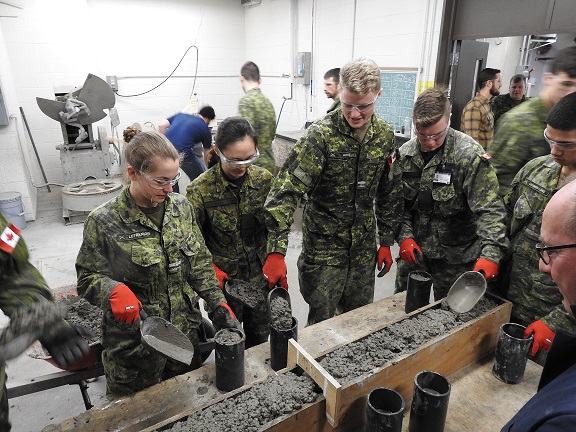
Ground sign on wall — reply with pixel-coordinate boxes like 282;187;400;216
375;69;418;133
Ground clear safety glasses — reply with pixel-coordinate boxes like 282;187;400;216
139;169;181;189
218;147;260;168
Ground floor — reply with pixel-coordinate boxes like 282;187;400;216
4;186;398;432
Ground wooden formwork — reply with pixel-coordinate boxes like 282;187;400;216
146;293;511;432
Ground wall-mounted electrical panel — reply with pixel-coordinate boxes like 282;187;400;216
295;52;311;85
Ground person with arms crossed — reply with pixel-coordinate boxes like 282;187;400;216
461;67;502;149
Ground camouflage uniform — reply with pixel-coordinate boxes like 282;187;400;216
461;94;494;149
396;129;509;299
503;155;576;334
327;98;341;113
489;97;550;196
238;88;276;173
0;214;54;431
187;164;273;347
76;187;225;398
264;109;402;325
490;93;527;126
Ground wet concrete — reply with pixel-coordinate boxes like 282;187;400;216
164;372;320;432
319;298;498;383
270;297;292;331
215;328;243;345
226;279;266;309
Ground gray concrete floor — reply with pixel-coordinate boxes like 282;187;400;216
5;186;398;432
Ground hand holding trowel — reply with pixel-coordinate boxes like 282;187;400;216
110;284;194;365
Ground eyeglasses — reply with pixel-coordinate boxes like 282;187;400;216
415;125;450;140
543;128;576;150
553;75;576;89
218;147;260;168
139;169;181;189
340;96;378;113
535;242;576;265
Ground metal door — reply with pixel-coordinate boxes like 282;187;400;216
449;40;489;130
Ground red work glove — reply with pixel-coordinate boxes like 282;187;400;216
262;252;288;290
212;302;242;332
109;283;142;323
399;238;423;263
524;320;555;356
473;258;499;279
376;246;393;277
212;263;229;290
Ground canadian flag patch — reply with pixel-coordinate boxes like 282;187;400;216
481;153;492;160
388;152;397;165
0;224;21;254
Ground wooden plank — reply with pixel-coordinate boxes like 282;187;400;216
42;293;408;432
288;339;341;426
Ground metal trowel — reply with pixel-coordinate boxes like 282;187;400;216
224;279;267;309
139;310;194;365
446;271;487;313
267;286;292;317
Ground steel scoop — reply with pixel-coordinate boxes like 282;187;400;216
446;271;487;313
140;310;194;365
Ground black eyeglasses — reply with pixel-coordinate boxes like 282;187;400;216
535;242;576;265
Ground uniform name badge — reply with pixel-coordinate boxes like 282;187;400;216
433;171;451;184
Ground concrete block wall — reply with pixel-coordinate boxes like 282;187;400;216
0;0;443;220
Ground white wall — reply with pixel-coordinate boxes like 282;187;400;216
0;0;444;220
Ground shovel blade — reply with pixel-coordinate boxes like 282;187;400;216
446;271;487;313
140;315;194;365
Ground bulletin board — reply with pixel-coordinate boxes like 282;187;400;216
375;69;418;132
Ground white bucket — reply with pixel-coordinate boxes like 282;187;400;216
0;191;26;230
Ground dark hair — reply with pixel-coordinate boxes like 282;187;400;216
240;61;260;82
550;46;576;78
510;74;527;85
123;131;178;177
324;68;340;82
546;92;576;131
123;125;141;143
215;116;258;152
413;85;452;129
198;105;216;120
477;68;501;90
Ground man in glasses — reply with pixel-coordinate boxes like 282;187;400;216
490;46;576;196
500;92;576;365
501;178;576;432
395;86;508;301
263;58;402;326
461;67;502;149
323;68;341;113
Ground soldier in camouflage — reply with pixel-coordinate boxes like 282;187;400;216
0;214;90;430
238;61;277;174
187;117;273;348
76;130;239;399
396;86;509;300
503;92;576;364
263;58;402;326
489;46;576;196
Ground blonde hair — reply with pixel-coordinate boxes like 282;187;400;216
123;131;178;178
340;58;381;95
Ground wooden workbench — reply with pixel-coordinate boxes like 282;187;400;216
42;293;540;432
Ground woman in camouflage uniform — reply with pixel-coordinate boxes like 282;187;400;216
187;117;273;348
76;130;238;398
